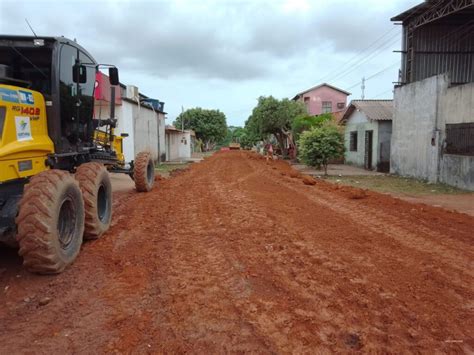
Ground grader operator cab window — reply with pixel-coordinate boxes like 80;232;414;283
0;46;52;94
59;44;96;144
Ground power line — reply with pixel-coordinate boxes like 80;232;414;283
328;35;401;84
314;26;399;84
373;88;394;99
344;61;399;91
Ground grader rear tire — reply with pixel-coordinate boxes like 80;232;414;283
134;152;155;192
16;170;85;274
75;162;112;240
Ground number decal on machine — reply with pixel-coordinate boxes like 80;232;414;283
18;90;35;105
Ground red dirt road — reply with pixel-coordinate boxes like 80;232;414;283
0;151;473;353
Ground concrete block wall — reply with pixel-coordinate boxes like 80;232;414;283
391;74;474;190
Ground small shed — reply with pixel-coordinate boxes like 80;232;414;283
165;126;195;161
341;100;393;172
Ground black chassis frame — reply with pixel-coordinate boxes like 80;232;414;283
0;179;24;244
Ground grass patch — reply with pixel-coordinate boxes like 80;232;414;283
325;175;470;195
155;163;189;176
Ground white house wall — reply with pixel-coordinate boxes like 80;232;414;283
391;74;474;190
438;80;474;190
94;100;165;164
133;104;158;162
158;117;166;162
94;102;135;163
391;75;441;182
166;131;192;161
118;102;136;163
344;110;379;169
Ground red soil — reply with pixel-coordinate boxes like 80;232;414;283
0;151;473;353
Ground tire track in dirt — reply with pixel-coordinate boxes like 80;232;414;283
245;155;473;275
210;152;474;352
0;151;473;353
283;176;473;278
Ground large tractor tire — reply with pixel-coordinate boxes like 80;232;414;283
75;162;112;239
16;170;85;274
134;152;155;192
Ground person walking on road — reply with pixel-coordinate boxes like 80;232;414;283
266;143;273;162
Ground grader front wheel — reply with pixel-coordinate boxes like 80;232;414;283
75;162;112;240
134;152;155;192
16;170;85;274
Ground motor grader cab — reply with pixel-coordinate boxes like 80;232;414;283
0;35;155;274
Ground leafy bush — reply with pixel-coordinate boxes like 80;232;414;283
298;123;344;175
291;113;333;141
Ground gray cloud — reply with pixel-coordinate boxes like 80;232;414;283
0;0;419;125
0;0;416;81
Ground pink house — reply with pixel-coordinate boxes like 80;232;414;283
292;83;350;116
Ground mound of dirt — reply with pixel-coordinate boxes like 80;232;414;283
347;189;368;199
288;171;301;178
301;175;317;186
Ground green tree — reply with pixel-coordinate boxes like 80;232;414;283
174;108;227;150
292;113;333;142
298;122;344;175
246;96;306;156
220;126;249;148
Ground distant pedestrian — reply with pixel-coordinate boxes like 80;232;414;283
266;143;273;162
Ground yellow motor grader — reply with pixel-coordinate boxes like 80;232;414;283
0;35;155;273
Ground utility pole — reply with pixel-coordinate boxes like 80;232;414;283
361;77;366;100
181;105;184;132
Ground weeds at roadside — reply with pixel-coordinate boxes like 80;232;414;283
325;175;470;196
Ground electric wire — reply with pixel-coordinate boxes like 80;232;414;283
313;26;399;84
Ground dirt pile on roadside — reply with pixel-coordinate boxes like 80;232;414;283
301;175;317;185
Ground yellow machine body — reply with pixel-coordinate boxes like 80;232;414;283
93;129;125;166
0;84;54;183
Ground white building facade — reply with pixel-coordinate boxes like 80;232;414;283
94;81;166;164
391;74;474;191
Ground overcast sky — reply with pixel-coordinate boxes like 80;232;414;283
0;0;419;126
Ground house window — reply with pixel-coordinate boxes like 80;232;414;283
445;123;474;155
350;131;358;151
304;97;310;103
322;101;332;113
337;102;345;110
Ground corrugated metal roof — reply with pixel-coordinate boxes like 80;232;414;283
392;1;430;22
341;100;393;123
391;1;474;85
165;125;195;135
